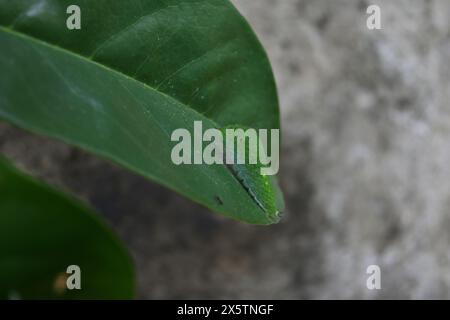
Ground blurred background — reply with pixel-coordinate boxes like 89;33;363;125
2;0;450;299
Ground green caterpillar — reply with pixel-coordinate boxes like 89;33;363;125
221;126;284;223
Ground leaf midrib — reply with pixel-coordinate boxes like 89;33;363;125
0;25;223;130
0;24;272;220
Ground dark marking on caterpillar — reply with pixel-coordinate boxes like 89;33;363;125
215;195;224;206
226;164;267;213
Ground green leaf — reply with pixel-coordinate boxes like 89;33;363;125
0;0;283;224
0;157;135;299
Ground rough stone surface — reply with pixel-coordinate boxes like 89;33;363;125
2;0;450;299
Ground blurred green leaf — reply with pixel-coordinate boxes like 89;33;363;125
0;157;135;299
0;0;283;224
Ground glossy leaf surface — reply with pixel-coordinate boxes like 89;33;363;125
0;0;283;224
